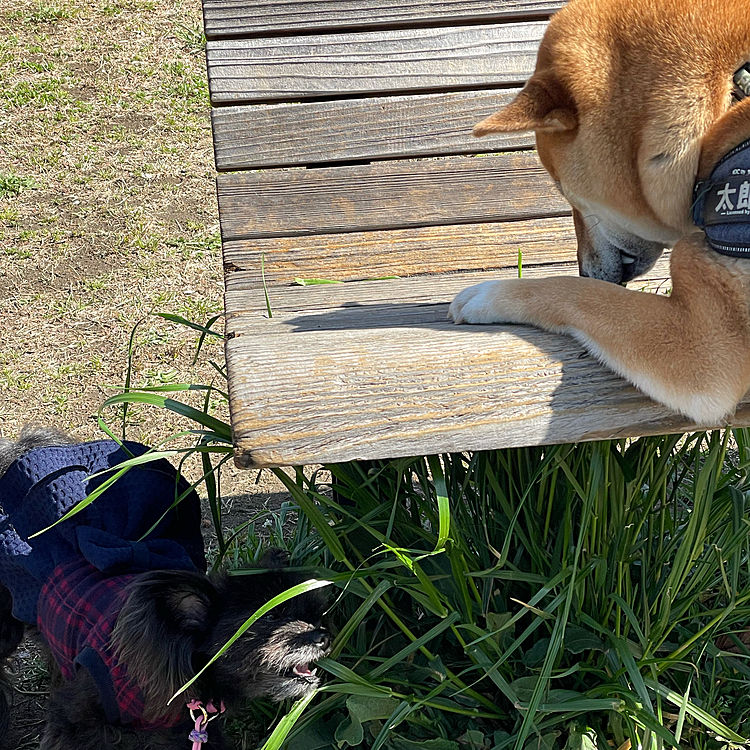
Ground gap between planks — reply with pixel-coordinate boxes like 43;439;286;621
203;0;565;39
223;256;674;334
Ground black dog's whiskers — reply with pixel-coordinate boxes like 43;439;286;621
0;426;330;750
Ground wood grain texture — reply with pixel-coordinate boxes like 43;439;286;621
225;322;750;467
223;258;673;332
211;90;532;170
217;152;569;241
222;217;577;287
203;0;565;39
199;0;724;467
220;258;724;469
221;259;720;469
206;22;547;104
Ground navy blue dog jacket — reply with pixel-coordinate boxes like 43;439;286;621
0;440;206;728
0;440;206;624
0;440;206;623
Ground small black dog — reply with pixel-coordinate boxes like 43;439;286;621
0;427;330;750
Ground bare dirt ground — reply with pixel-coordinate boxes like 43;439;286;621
1;0;220;440
0;0;290;745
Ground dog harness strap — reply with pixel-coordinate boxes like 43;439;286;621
693;137;750;257
75;646;122;724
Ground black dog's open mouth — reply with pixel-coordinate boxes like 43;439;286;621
260;628;330;699
258;645;329;700
290;662;318;680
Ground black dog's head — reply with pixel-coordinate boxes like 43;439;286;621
112;550;330;721
209;553;331;702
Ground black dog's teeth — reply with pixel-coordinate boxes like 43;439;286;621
292;662;316;678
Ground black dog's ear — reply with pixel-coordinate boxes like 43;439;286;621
112;570;217;720
259;547;290;569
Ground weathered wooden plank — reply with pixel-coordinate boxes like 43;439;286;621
222;217;575;287
217;152;568;241
203;0;565;40
223;255;736;469
206;22;547;104
225;321;750;467
223;257;672;333
212;90;531;170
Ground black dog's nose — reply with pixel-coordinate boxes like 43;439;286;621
312;631;331;651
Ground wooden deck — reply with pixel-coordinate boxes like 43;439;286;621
203;0;750;468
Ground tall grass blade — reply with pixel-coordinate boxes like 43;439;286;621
427;455;451;551
259;690;318;750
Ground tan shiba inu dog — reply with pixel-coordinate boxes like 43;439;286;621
449;0;750;424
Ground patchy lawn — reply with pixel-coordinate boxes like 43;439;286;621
0;2;289;746
0;0;223;442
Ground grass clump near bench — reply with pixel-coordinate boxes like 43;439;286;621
266;436;750;750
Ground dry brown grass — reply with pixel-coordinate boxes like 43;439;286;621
0;4;291;742
0;0;289;528
0;0;222;439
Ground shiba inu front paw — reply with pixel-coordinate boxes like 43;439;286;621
448;280;519;325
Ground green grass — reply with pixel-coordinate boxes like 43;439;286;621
94;315;750;750
161;59;209;107
19;59;55;72
0;206;20;226
2;79;69;108
165;229;222;260
0;173;38;197
173;21;206;54
270;438;750;750
0;367;33;390
26;4;72;23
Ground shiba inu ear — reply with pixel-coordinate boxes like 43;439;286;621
474;75;577;135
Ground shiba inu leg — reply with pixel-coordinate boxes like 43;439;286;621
449;239;750;423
